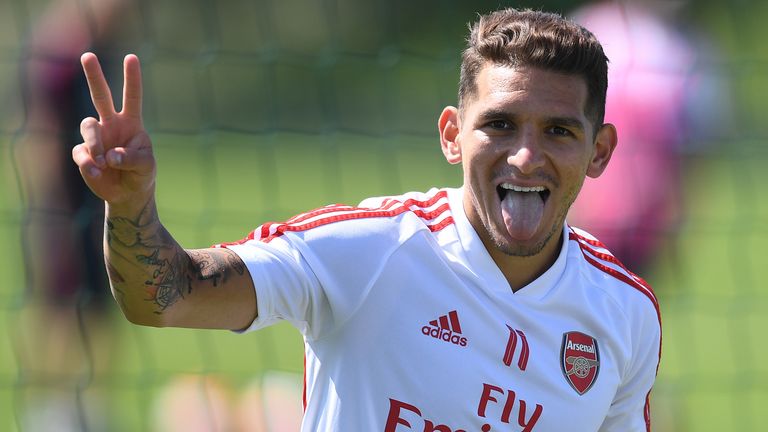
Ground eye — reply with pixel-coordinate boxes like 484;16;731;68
485;119;514;130
548;125;575;137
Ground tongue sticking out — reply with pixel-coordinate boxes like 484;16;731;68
501;191;545;240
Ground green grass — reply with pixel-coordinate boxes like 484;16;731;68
649;152;768;431
1;131;767;430
0;130;459;430
2;0;765;429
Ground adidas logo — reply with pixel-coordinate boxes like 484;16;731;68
421;310;468;347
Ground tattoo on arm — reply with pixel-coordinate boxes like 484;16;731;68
226;252;246;276
105;199;247;315
188;249;246;286
189;250;226;286
137;248;192;312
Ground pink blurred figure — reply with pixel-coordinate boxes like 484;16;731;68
569;2;695;270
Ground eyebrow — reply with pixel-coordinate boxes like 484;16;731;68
547;116;586;133
476;109;586;133
476;109;513;123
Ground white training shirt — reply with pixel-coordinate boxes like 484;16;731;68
220;187;661;432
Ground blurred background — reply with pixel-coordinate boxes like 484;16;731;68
0;0;765;430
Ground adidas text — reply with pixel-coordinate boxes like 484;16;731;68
421;326;468;347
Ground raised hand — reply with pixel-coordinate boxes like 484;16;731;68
72;53;155;207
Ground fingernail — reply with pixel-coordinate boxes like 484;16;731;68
89;167;101;177
95;155;106;167
108;152;122;166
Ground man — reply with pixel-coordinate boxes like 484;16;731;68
72;8;661;431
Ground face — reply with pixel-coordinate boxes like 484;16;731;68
440;64;616;260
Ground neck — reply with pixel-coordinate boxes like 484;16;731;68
484;231;563;292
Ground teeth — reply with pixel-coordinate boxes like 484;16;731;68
500;183;546;193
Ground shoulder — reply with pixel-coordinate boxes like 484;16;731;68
218;188;456;249
567;226;662;379
567;226;660;326
263;188;454;244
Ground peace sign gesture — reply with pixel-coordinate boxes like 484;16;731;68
72;53;156;208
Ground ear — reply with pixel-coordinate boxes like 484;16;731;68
438;106;462;165
586;123;618;178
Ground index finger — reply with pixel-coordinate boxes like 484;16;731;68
81;52;116;121
121;54;143;120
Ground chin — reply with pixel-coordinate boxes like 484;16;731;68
489;221;561;258
493;236;549;258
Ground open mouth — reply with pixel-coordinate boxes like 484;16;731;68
497;183;550;202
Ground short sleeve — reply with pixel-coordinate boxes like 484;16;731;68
223;213;413;340
218;192;439;340
226;236;326;337
599;300;662;432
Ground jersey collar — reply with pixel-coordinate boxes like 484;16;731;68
447;187;569;300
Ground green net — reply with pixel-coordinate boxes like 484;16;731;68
1;0;766;430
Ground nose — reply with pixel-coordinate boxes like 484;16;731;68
506;132;545;174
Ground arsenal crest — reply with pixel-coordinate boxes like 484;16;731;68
561;331;600;395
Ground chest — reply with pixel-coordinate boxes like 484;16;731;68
320;243;629;431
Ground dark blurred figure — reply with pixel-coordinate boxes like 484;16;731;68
16;0;129;430
17;2;304;430
22;0;122;308
568;0;730;272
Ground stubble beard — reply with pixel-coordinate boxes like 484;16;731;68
486;183;580;258
489;223;555;257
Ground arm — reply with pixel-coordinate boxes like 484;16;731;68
599;304;661;432
72;53;256;330
105;196;256;329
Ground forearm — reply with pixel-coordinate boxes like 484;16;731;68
73;52;258;328
103;196;256;329
103;196;190;326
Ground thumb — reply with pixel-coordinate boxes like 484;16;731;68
105;134;155;174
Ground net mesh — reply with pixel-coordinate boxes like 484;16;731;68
1;0;766;430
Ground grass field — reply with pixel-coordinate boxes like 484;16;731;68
0;130;462;431
2;0;767;429
1;130;767;431
650;148;768;432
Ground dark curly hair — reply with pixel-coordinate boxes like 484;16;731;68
459;8;609;129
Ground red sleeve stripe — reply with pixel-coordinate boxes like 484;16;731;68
644;390;652;432
569;228;662;432
261;203;452;243
567;229;661;347
575;236;652;292
579;249;660;318
303;354;307;412
568;231;654;296
213;229;257;249
571;233;610;250
284;206;352;225
274;191;449;233
215;190;453;247
261;206;353;239
428;216;455;233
